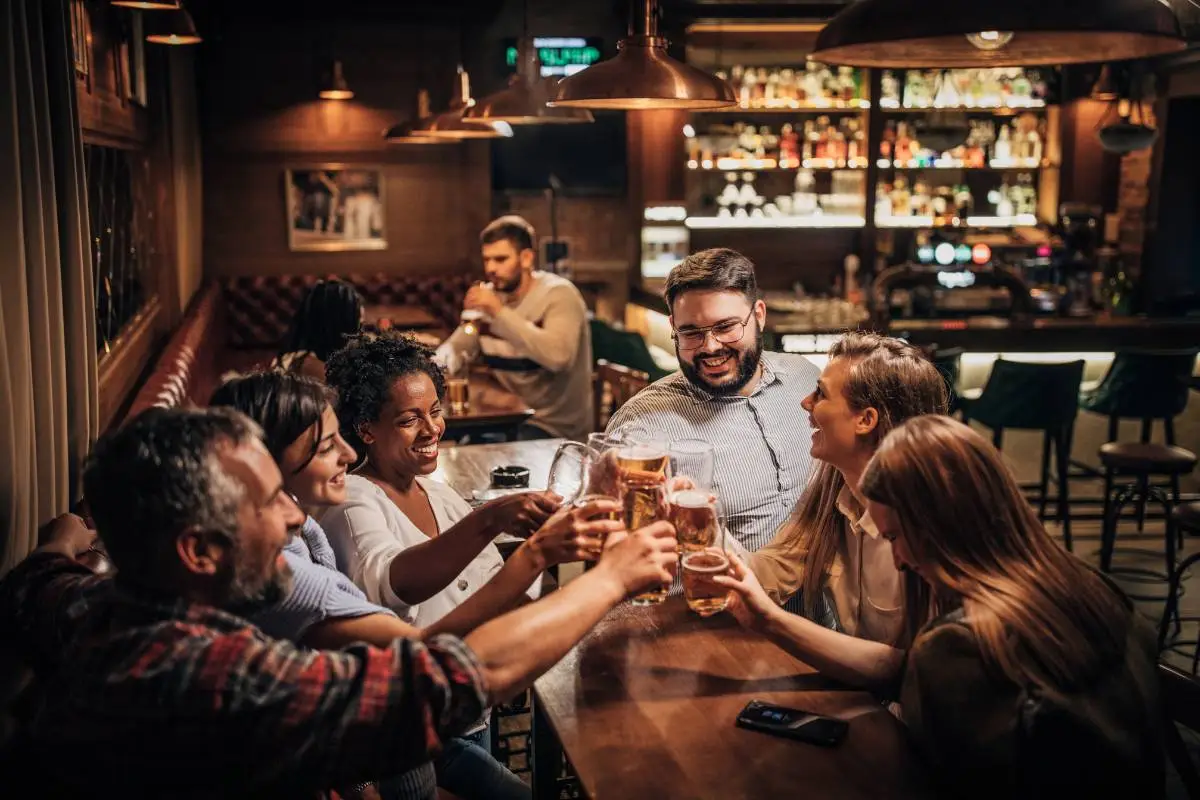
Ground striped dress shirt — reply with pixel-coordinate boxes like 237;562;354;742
606;352;821;553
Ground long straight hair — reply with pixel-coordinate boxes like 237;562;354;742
861;416;1130;691
777;333;949;645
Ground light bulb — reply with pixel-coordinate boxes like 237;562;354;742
682;124;696;138
966;31;1014;51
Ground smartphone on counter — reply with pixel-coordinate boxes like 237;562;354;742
735;700;849;747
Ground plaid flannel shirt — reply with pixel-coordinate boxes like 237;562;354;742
0;552;487;798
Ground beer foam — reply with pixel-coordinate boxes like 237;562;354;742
673;490;710;508
682;551;729;573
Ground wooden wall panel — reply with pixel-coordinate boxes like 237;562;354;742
198;20;491;279
76;3;148;146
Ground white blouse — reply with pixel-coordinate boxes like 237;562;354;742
319;474;541;628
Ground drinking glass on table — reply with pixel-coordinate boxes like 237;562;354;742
444;356;472;416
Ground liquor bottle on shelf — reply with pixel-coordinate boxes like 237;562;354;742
996;177;1015;218
890;175;913;217
779;124;800;167
993;124;1012;163
881;70;901;107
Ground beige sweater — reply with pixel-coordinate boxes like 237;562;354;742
438;272;593;441
749;486;906;645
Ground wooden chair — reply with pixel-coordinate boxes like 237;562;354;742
593;359;650;432
1162;662;1200;797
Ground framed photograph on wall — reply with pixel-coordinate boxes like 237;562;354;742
70;0;91;78
286;166;387;252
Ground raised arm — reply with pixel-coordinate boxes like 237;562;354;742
464;521;677;702
488;287;586;373
715;553;905;690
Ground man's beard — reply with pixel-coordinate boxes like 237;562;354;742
223;544;293;617
678;324;764;396
487;273;522;294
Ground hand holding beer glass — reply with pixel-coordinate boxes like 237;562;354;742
666;440;732;615
616;436;672;605
548;434;628;556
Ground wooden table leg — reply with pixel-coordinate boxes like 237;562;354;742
531;693;563;800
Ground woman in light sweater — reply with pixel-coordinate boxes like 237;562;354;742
321;332;621;800
735;332;948;688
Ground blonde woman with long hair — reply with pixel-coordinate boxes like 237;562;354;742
720;416;1162;795
720;332;947;688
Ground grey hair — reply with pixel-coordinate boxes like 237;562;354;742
83;406;264;578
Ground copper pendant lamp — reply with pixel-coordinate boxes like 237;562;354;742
467;37;595;125
384;91;458;145
418;66;513;140
318;61;354;101
812;0;1185;68
549;0;735;110
144;7;202;45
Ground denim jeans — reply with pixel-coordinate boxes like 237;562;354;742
435;728;531;800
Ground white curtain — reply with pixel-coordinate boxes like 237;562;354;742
0;0;98;573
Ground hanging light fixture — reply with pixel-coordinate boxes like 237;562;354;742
467;37;595;125
384;91;458;145
549;0;735;110
1097;67;1159;153
318;60;354;101
145;7;201;45
1091;64;1120;100
418;65;513;140
112;1;180;8
812;0;1185;68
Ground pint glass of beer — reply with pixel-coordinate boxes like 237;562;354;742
681;549;732;615
668;489;720;551
446;377;470;416
572;493;623;557
617;440;671;605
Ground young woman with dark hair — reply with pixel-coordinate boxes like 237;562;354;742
274;279;365;382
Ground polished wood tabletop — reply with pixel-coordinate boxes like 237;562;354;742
443;374;536;441
433;439;565;499
532;598;930;800
362;304;442;330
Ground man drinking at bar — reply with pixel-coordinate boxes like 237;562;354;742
606;249;821;555
437;215;593;441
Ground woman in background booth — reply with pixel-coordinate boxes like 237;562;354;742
275;279;364;382
718;416;1162;797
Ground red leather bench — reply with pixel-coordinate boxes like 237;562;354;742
122;274;473;423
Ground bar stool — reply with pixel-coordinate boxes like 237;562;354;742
1098;443;1197;599
960;359;1085;550
1080;348;1198;527
1158;503;1200;672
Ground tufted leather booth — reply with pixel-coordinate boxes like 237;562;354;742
124;282;228;421
121;274;474;424
222;273;473;349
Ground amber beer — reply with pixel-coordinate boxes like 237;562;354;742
615;443;671;605
446;377;470;415
669;490;718;551
682;550;731;615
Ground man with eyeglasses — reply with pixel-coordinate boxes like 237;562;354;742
606;248;820;554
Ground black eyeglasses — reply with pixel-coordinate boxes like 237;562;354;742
671;309;756;351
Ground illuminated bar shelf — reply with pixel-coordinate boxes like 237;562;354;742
876;159;1049;171
696;100;872;113
878;99;1047;111
685;215;866;230
689;158;869;171
876;214;1039;229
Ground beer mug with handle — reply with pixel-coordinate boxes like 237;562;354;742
547;433;627;505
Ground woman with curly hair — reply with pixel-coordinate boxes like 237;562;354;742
321;331;621;800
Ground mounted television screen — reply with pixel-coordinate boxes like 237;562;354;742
491;110;627;195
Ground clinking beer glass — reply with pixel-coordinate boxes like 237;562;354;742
616;440;672;605
665;439;731;614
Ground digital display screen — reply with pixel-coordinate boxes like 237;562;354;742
503;37;603;77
